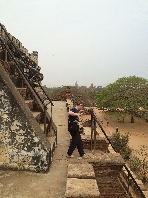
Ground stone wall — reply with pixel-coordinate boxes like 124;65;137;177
0;64;51;172
89;154;129;198
81;135;109;153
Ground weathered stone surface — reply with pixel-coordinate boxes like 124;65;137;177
81;127;110;152
67;163;95;179
65;178;100;198
0;64;51;172
138;184;147;191
16;88;26;99
142;190;148;197
135;179;143;185
89;153;125;166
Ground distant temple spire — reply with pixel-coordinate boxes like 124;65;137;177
75;81;78;87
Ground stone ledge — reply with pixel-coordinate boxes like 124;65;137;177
65;178;100;198
142;190;148;197
139;184;147;191
67;164;95;179
80;136;109;152
88;153;125;166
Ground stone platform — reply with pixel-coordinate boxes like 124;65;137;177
65;163;100;198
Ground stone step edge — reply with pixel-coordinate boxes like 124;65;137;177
65;178;100;198
65;163;100;198
67;163;95;179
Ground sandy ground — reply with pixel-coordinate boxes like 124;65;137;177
82;109;148;160
93;109;148;160
82;108;148;188
83;109;148;182
82;109;148;157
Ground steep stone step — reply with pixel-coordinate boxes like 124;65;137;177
65;178;100;198
142;191;148;197
67;163;95;179
39;123;57;151
25;100;34;110
16;88;26;99
32;111;41;123
39;123;48;132
47;135;57;151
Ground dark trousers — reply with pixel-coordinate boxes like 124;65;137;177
67;130;85;157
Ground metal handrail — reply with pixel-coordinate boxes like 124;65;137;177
0;23;53;107
90;109;146;198
0;23;55;137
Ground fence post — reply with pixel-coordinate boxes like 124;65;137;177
90;112;93;151
44;105;47;136
93;117;97;155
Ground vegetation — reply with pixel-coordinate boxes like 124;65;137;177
104;110;128;123
44;86;67;99
43;80;148;185
112;132;148;183
96;76;148;123
129;145;148;183
111;132;148;184
111;132;132;160
44;86;104;107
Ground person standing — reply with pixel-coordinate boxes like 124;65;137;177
67;102;88;159
116;126;118;132
107;121;109;126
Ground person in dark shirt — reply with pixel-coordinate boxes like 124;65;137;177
67;102;88;159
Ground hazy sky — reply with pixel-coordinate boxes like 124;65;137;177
1;0;148;87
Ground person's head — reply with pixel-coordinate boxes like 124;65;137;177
76;102;84;110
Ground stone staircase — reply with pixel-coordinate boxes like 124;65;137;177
0;23;57;172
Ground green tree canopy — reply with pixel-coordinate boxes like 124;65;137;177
96;76;148;123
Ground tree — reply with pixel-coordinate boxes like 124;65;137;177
96;76;148;123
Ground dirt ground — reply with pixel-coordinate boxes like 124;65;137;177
80;107;148;162
92;109;148;159
90;109;148;188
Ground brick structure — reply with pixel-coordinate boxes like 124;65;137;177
65;164;100;198
66;99;148;197
0;24;57;172
0;64;51;172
